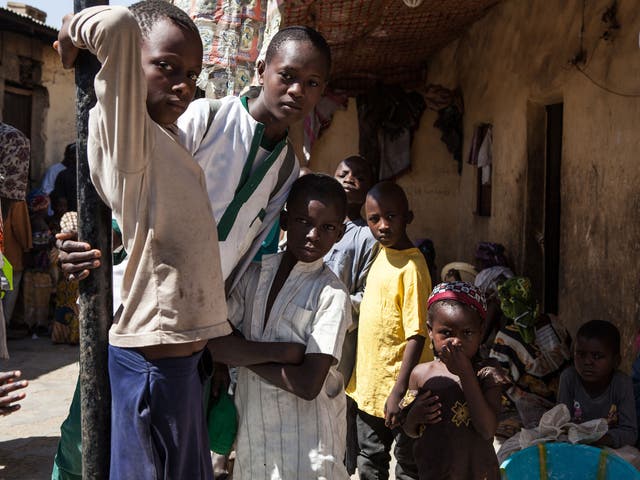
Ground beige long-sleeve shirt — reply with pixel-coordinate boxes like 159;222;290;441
69;6;229;347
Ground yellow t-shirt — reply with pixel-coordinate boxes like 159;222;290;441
346;246;433;418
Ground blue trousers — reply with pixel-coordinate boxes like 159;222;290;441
108;345;213;480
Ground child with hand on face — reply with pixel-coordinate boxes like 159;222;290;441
403;282;508;480
558;320;637;448
346;181;432;479
208;174;352;479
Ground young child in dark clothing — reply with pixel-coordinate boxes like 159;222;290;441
558;320;637;448
403;281;508;480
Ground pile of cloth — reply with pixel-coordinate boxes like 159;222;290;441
498;404;640;469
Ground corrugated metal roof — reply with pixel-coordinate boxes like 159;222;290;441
0;6;58;42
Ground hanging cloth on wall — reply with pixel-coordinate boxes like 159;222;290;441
357;85;426;180
175;0;268;98
469;123;493;185
422;85;464;174
477;126;492;185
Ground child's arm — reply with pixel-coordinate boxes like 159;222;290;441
207;333;305;367
402;366;441;438
440;340;502;439
248;281;350;401
385;334;426;428
556;367;573;408
249;353;335;400
57;6;151;209
0;371;28;416
248;353;334;401
595;374;638;448
53;14;78;68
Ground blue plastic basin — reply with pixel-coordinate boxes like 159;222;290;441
500;442;640;479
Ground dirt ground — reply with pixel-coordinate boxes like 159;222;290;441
0;337;79;480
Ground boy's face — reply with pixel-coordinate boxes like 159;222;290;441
428;304;483;361
365;194;413;249
574;336;619;390
140;19;203;126
257;40;328;127
281;196;345;263
334;160;372;206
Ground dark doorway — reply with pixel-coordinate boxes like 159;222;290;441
3;85;32;138
523;102;563;314
543;103;562;314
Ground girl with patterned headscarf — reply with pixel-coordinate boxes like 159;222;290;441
489;276;571;436
401;282;509;480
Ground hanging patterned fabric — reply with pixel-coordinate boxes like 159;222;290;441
0;122;30;201
173;0;268;98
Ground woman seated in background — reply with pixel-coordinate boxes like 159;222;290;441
489;276;572;439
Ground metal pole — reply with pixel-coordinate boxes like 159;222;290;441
74;1;112;478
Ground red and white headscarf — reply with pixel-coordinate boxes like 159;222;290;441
427;281;487;320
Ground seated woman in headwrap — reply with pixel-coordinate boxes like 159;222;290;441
489;276;572;438
474;265;514;359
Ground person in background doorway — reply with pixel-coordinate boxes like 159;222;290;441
41;143;75;218
50;143;78;226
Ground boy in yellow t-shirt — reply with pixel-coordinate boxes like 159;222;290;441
346;181;432;479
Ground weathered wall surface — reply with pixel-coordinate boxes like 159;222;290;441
309;0;640;366
41;46;76;174
0;30;75;185
308;98;359;173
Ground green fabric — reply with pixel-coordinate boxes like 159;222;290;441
216;133;285;242
112;246;127;265
111;220;127;264
253;218;280;262
111;218;121;235
2;254;13;293
497;276;539;344
207;390;238;455
51;377;82;480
